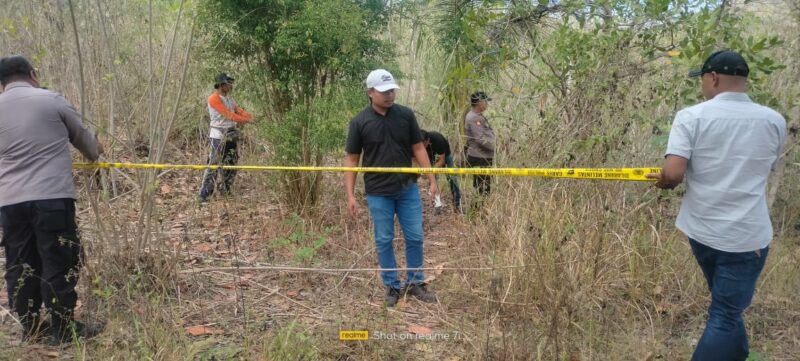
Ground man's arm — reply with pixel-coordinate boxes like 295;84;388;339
234;105;253;120
466;115;494;152
648;110;692;189
647;155;688;189
464;116;477;145
58;95;101;161
771;117;788;171
434;154;446;168
344;153;361;217
477;116;495;152
209;94;252;123
412;142;439;197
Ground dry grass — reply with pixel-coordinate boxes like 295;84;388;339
1;1;799;360
1;155;798;360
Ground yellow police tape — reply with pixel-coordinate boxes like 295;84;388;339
73;162;660;182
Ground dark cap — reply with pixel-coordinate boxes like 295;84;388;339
688;50;749;78
470;91;491;105
214;73;235;86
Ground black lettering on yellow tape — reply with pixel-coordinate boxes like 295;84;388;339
73;163;659;182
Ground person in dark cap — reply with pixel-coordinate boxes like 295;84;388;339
198;73;253;203
464;91;495;197
420;129;462;212
648;50;786;361
0;55;104;344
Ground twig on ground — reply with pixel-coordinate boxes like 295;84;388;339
180;264;528;274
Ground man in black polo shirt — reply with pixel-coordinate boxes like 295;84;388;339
344;69;440;307
421;129;462;212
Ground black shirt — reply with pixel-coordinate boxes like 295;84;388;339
424;131;451;164
346;104;422;195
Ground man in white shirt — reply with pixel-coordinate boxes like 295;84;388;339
648;50;786;361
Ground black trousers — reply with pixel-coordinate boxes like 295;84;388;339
1;198;82;329
199;137;239;199
466;156;493;195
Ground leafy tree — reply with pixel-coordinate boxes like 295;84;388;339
501;0;787;165
198;0;392;211
432;0;518;149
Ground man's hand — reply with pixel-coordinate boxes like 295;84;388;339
646;172;671;189
427;174;440;200
347;196;360;218
434;155;446;168
344;153;361;218
412;142;441;202
648;155;688;190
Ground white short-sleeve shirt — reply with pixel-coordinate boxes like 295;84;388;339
666;92;786;252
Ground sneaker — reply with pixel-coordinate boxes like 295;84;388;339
47;320;104;346
405;283;437;303
385;287;402;307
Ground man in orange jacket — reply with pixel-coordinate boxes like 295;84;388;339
198;73;252;203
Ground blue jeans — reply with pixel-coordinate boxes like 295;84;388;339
444;154;462;210
689;238;769;361
366;183;425;289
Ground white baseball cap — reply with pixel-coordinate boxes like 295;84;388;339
365;69;399;92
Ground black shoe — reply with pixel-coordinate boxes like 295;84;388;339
47;320;104;346
405;283;437;303
385;287;402;307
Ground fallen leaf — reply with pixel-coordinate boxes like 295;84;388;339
667;49;681;57
36;350;60;358
286;290;299;298
643;352;654;361
432;241;448;247
653;285;663;296
424;275;436;283
133;304;146;315
220;282;242;292
185;325;224;336
191;244;212;253
160;184;172;194
396;299;409;309
407;324;432;336
434;264;445;275
413;343;433;352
